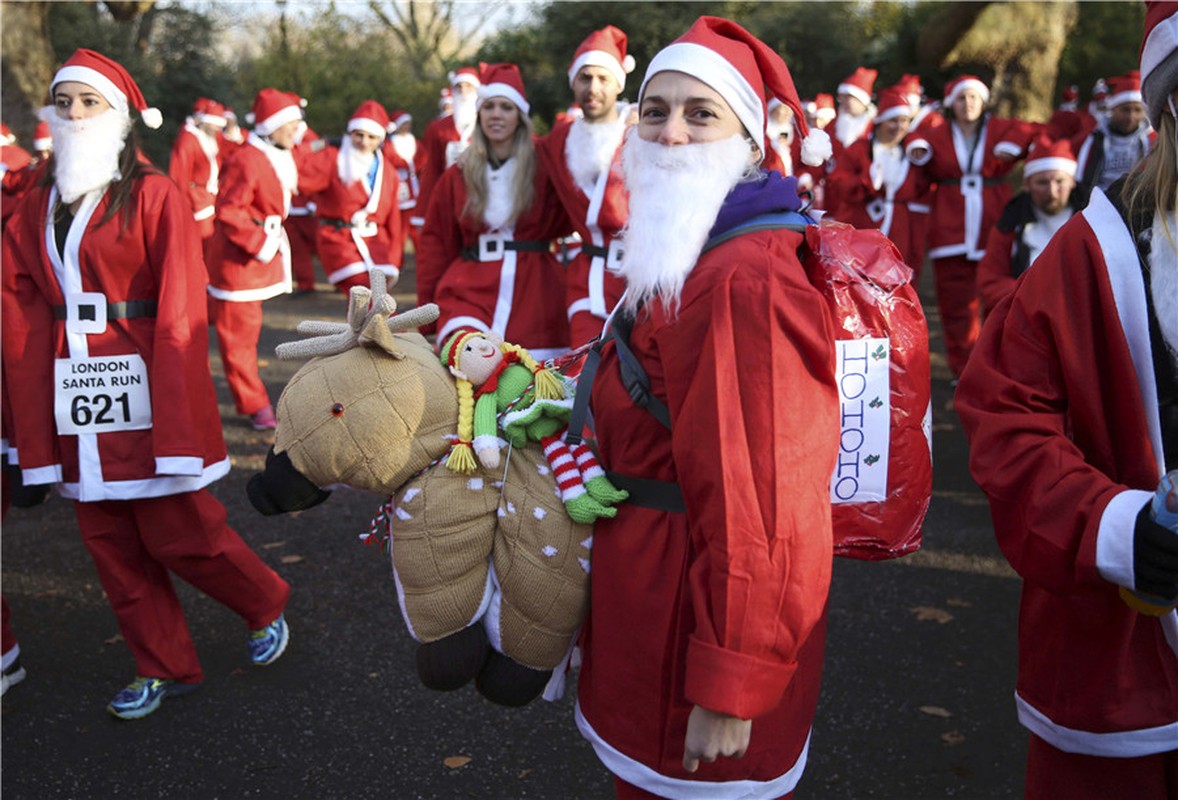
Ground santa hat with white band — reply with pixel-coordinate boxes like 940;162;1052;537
476;63;530;116
387;109;413;134
193;97;228;129
449;66;481;89
248;88;305;137
1022;136;1077;178
1104;70;1143;110
347;100;390;139
639;16;832;166
874;87;914;125
1142;2;1178;127
33;121;52;153
568;25;636;89
943;75;990;108
838;66;878;107
51;48;162;129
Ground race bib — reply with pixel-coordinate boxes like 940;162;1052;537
54;354;152;435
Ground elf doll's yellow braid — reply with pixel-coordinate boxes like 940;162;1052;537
447;377;478;473
500;342;565;401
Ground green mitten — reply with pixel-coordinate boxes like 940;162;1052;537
563;494;618;524
585;475;628;505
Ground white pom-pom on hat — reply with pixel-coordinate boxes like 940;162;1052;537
622;54;636;74
140;107;163;129
800;128;832;166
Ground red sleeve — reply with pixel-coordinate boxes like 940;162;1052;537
382;156;404;262
824;148;873;218
656;238;838;719
297;146;335;197
416;166;463;310
214;152;266;258
977;226;1017;315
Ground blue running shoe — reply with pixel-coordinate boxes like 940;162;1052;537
107;676;199;720
249;613;290;666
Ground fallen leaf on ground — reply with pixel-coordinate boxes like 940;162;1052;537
103;633;124;645
517;769;533;779
444;756;472;769
909;606;954;624
942;731;967;746
919;705;953;718
946;597;972;608
262;541;287;550
279;554;305;565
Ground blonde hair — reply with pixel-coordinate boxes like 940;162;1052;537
461;105;536;225
1122;111;1177;249
447;377;478;473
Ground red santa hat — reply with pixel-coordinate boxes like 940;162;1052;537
837;66;878;107
813;93;837;124
476;62;529;116
193;97;228;128
1142;2;1178;127
896;73;923;103
346;100;390;139
248;88;305;137
33;121;52;152
639;16;831;166
449;66;481;89
51;48;163;129
1060;85;1079;104
943;75;990;108
1092;77;1109;102
1104;70;1143;109
387;108;412;134
874;87;914;125
567;25;636;90
1022;136;1077;178
0;123;13;146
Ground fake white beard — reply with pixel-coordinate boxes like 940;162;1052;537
391;132;417;162
453;94;477;137
46;108;130;204
338;136;376;187
1151;211;1178;370
766;118;794;144
565;115;626;196
186;119;220;158
835;111;872;148
618;131;752;316
249;131;298;197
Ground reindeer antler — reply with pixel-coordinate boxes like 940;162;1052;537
275;269;440;360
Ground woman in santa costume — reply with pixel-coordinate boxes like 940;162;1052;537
577;17;837;799
205;88;302;430
826;86;927;276
298;100;403;294
535;25;634;349
906;75;1039;378
418;63;570;360
1;50;291;720
956;3;1178;796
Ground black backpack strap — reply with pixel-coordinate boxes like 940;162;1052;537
610;312;672;430
565;332;609;448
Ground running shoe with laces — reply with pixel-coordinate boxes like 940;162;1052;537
249;613;289;666
106;676;199;720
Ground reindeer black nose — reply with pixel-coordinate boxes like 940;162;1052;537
247;447;332;516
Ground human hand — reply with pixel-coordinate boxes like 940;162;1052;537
682;705;751;773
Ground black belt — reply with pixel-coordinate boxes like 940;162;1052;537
319;217;358;230
605;471;686;513
53;299;158;320
581;242;610;259
459;239;551;261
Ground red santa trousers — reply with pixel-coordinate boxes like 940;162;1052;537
285;216;319;293
1025;734;1178;800
209;296;270;415
931;254;981;378
74;490;290;684
1;596;16;659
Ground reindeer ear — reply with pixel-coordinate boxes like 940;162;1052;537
358;313;405;358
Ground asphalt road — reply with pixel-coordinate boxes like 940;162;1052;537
1;257;1025;799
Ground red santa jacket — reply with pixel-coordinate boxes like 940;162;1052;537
417;157;571;357
417;115;472;227
826;136;928;270
1;143;34;229
167;123;221;238
1;173;231;501
906;114;1039;261
578;227;838;797
956;189;1178;757
206;135;294;301
298;144;403;287
382;136;428;223
536;118;628;346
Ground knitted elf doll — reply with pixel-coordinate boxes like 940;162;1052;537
441;330;626;524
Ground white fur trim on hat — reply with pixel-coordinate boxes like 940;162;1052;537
197;113;228;129
254;104;303;137
451;70;481;88
944;78;990;108
641;41;763;141
33;136;52;151
476;83;530;116
837;82;872;107
874;104;912;125
52;64;162;129
568;51;634;90
347;117;388;138
1024;156;1077;178
1105;89;1144;108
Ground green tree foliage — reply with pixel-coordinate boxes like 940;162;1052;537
1057;1;1147;106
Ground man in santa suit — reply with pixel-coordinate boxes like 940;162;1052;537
167;97;228;247
297;100;403;293
826;87;928;280
576;16;838;800
832;66;877;150
977;136;1086;313
956;6;1178;796
536;25;635;348
2;48;290;720
417;67;480;225
1074;70;1155;194
206;88;302;430
906;75;1038;378
382;109;427;263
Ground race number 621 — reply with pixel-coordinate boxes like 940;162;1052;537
54;354;152;435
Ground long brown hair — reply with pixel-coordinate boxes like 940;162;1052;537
460;105;536;226
1121;111;1177;247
